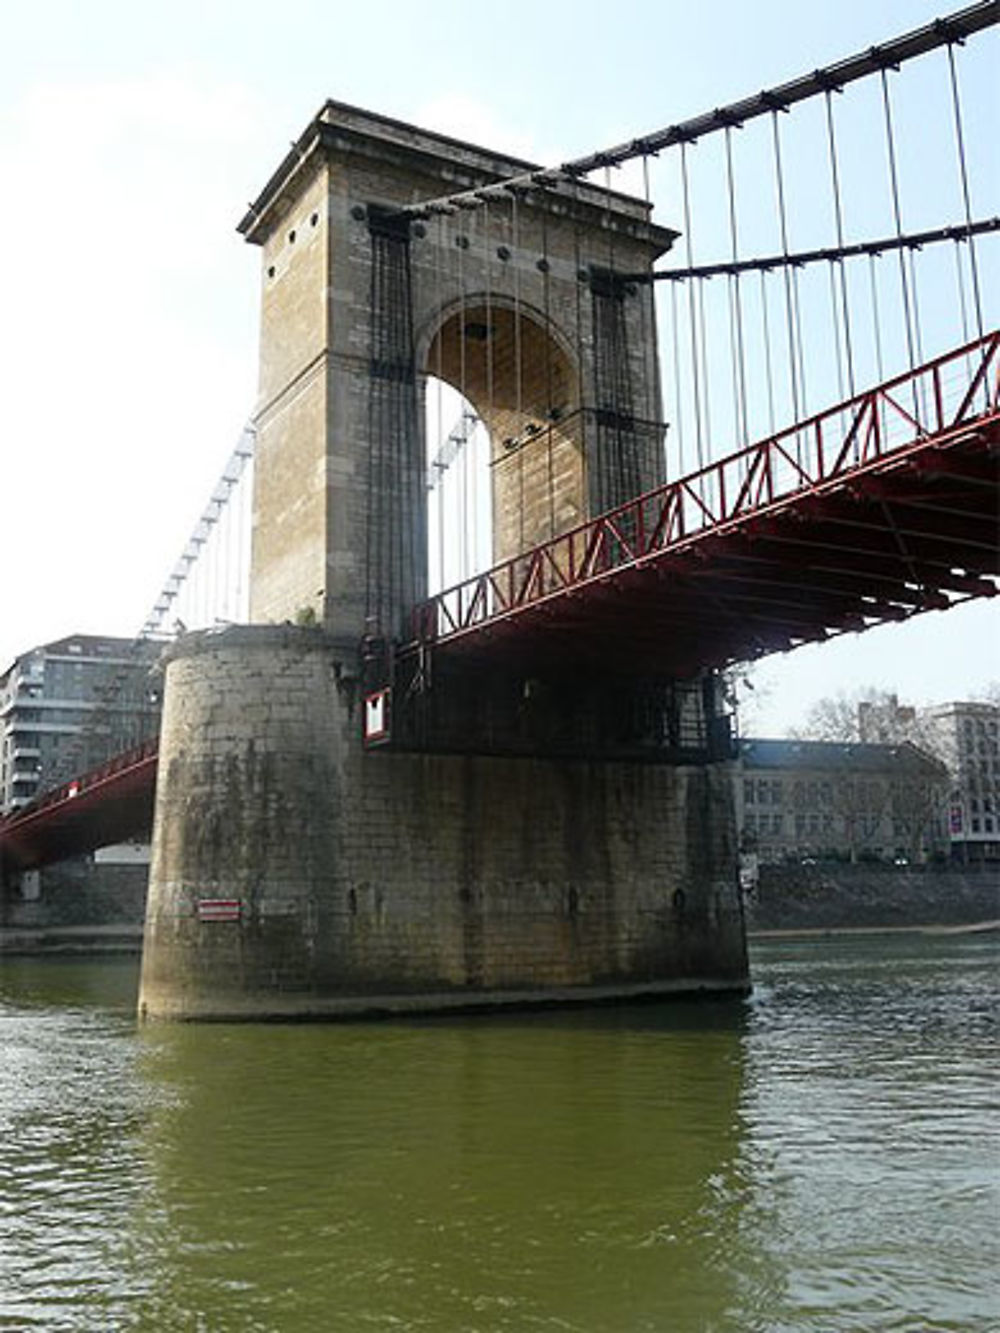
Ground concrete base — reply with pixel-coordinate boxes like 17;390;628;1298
139;627;749;1021
138;977;747;1023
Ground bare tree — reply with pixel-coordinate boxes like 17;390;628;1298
890;774;947;862
793;687;901;743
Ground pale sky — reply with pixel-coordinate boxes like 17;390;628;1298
0;0;996;735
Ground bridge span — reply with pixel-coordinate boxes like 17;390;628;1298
2;6;997;1019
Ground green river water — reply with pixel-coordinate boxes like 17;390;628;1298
1;933;997;1332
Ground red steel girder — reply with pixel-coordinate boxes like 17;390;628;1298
0;741;158;872
410;334;1000;677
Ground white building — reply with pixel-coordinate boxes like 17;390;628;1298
921;701;1000;863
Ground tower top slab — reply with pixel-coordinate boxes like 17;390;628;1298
237;99;669;249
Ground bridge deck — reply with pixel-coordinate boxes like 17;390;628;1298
4;337;999;872
0;741;158;873
411;334;1000;677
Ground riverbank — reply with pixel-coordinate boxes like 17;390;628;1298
746;863;999;934
3;865;997;956
0;924;143;956
750;917;1000;940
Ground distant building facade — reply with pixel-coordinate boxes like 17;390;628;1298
736;737;949;865
920;701;1000;862
0;634;159;814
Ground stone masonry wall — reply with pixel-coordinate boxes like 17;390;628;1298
244;107;674;642
139;627;748;1019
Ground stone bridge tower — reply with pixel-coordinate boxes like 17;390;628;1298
138;103;748;1021
239;101;675;640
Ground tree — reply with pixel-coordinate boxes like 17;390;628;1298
794;688;950;860
793;687;904;743
722;663;771;736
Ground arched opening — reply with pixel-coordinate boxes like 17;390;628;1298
424;379;491;595
423;301;584;586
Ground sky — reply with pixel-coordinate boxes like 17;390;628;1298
0;0;996;735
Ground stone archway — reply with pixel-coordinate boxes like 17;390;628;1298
425;299;584;563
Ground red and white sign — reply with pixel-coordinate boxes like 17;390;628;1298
197;898;242;923
363;688;391;744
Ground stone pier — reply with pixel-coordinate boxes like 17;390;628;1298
139;627;747;1019
138;101;749;1019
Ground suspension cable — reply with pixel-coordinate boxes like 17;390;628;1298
868;252;885;384
669;275;685;477
434;213;446;590
724;124;749;446
399;3;1000;219
907;246;925;367
759;269;777;436
827;259;845;402
639;216;999;281
679;141;705;468
511;189;525;552
459;208;471;582
696;276;713;465
541;202;556;540
953;235;971;344
639;152;661;455
946;39;986;339
880;67;917;371
824;88;856;395
770;109;803;428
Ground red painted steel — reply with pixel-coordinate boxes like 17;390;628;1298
412;333;1000;675
5;337;999;872
0;739;159;872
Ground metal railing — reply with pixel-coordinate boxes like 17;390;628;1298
413;332;1000;643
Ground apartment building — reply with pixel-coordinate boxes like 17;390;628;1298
0;634;159;813
921;701;1000;862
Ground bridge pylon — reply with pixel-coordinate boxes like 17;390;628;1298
138;104;748;1021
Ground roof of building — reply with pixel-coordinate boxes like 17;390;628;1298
1;634;151;684
923;700;999;719
740;737;948;777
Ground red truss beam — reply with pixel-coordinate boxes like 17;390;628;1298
0;740;159;872
411;333;1000;677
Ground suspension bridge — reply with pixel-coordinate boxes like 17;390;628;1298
1;3;997;1018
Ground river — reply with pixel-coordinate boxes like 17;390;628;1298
1;933;996;1332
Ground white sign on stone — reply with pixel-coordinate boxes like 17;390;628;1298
364;688;390;745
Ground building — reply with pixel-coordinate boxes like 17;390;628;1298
920;701;1000;862
736;737;949;865
858;693;917;743
0;634;159;814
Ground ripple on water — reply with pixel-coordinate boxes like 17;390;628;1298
0;939;997;1332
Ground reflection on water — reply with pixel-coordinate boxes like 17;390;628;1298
0;934;997;1332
